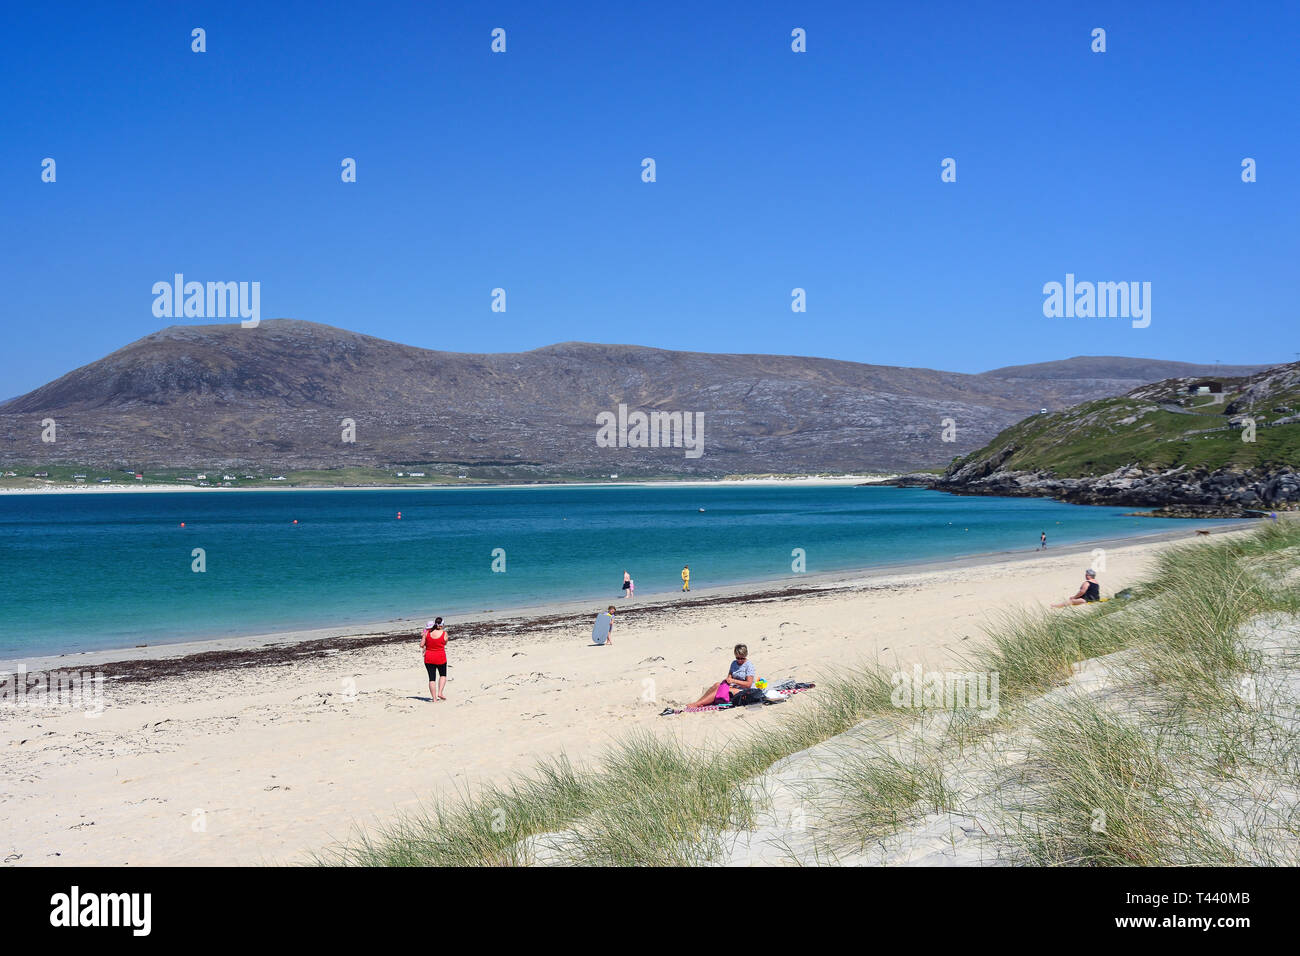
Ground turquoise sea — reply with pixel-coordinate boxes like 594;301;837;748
0;484;1239;659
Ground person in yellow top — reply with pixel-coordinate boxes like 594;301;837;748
681;564;690;591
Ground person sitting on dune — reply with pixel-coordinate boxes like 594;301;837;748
1052;569;1100;608
684;644;758;708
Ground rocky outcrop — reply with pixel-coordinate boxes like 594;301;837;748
887;464;1300;516
882;360;1300;516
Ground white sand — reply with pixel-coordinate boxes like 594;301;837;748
0;475;885;496
0;526;1246;866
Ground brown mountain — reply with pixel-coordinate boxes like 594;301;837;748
0;320;1273;477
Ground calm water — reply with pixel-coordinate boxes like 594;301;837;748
0;485;1238;658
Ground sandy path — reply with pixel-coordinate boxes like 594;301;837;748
0;528;1238;866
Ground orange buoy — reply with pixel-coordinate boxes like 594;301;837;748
293;519;298;524
397;511;402;520
180;522;185;528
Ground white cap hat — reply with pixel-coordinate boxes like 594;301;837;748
426;620;435;629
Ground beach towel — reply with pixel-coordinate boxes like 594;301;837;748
658;684;815;716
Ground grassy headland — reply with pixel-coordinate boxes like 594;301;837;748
949;365;1300;478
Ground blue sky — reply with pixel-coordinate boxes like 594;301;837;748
2;0;1297;395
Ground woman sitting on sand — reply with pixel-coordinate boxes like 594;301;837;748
421;618;451;701
684;644;757;708
1052;569;1100;608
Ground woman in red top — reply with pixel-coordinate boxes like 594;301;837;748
421;617;450;702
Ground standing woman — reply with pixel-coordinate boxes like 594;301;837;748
622;570;631;599
421;617;450;702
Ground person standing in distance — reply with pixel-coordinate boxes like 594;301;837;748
421;617;450;702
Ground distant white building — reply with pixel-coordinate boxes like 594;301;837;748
408;472;426;478
270;476;287;482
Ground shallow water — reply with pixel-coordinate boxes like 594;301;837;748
0;484;1238;657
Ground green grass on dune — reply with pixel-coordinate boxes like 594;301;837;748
318;669;900;867
1001;523;1300;865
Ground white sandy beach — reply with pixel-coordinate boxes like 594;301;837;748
0;525;1247;867
0;475;889;496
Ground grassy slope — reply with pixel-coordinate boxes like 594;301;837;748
949;369;1300;478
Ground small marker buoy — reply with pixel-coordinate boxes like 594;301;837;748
397;511;402;520
180;522;185;528
293;519;298;524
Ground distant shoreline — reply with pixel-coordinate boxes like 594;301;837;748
0;474;891;495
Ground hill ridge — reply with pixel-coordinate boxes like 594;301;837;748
0;320;1280;477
